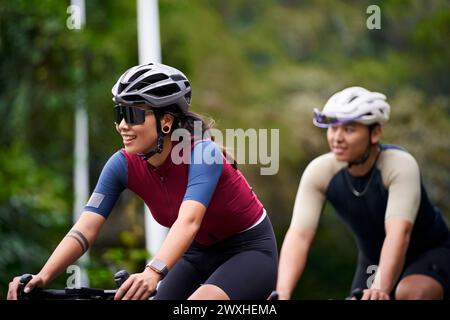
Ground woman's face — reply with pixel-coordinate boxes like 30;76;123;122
116;109;158;154
326;122;376;162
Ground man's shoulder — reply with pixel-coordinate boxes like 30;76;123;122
307;152;346;174
300;153;346;189
378;145;419;171
377;144;420;186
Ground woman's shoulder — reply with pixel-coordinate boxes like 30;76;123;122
119;148;147;166
191;139;220;149
189;139;224;165
104;149;128;167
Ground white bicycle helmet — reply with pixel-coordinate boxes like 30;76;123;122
313;86;390;128
112;62;191;113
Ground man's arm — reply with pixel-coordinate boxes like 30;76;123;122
363;218;412;300
277;227;315;300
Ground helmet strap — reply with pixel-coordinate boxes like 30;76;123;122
348;126;377;169
348;143;371;168
138;110;167;161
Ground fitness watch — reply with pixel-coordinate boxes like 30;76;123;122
145;258;169;279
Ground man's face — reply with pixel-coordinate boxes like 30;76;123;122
327;122;373;162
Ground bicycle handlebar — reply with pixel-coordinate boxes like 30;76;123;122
18;270;130;300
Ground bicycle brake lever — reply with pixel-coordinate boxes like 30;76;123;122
348;288;364;300
114;270;130;288
20;274;33;286
268;290;279;301
18;274;34;300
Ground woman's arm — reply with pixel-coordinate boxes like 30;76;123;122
363;218;412;300
114;200;206;300
37;211;107;284
276;227;315;300
7;211;106;299
151;200;205;269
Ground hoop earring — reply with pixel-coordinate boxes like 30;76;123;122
162;125;171;134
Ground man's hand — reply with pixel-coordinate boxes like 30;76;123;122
361;288;390;300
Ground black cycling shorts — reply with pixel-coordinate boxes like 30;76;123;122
351;238;450;299
153;215;278;300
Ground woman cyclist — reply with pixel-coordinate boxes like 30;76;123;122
276;86;450;300
8;62;278;300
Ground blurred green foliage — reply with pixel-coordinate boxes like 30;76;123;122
0;0;449;299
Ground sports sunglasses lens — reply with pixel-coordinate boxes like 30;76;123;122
124;107;145;124
114;106;124;123
114;106;146;124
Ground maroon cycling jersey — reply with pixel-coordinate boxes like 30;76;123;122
85;140;264;245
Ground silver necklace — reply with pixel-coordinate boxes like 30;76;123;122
344;150;381;197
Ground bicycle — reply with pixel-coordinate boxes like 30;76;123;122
18;270;134;300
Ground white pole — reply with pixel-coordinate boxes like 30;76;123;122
137;0;169;260
71;0;90;287
138;0;161;63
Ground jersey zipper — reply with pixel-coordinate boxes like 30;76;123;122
159;175;175;222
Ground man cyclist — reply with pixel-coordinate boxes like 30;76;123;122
276;86;450;300
8;62;278;300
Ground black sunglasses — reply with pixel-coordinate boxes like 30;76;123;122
114;105;153;125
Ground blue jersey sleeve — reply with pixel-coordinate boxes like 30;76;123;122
84;150;127;218
183;140;224;207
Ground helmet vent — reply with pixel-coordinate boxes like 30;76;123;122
121;94;146;103
128;74;168;92
170;74;187;81
143;73;169;84
128;81;148;92
185;91;192;103
128;68;151;82
145;83;180;97
118;82;128;94
184;81;191;88
349;96;358;103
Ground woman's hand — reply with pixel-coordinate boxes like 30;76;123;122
114;268;161;300
7;274;46;300
361;288;390;300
